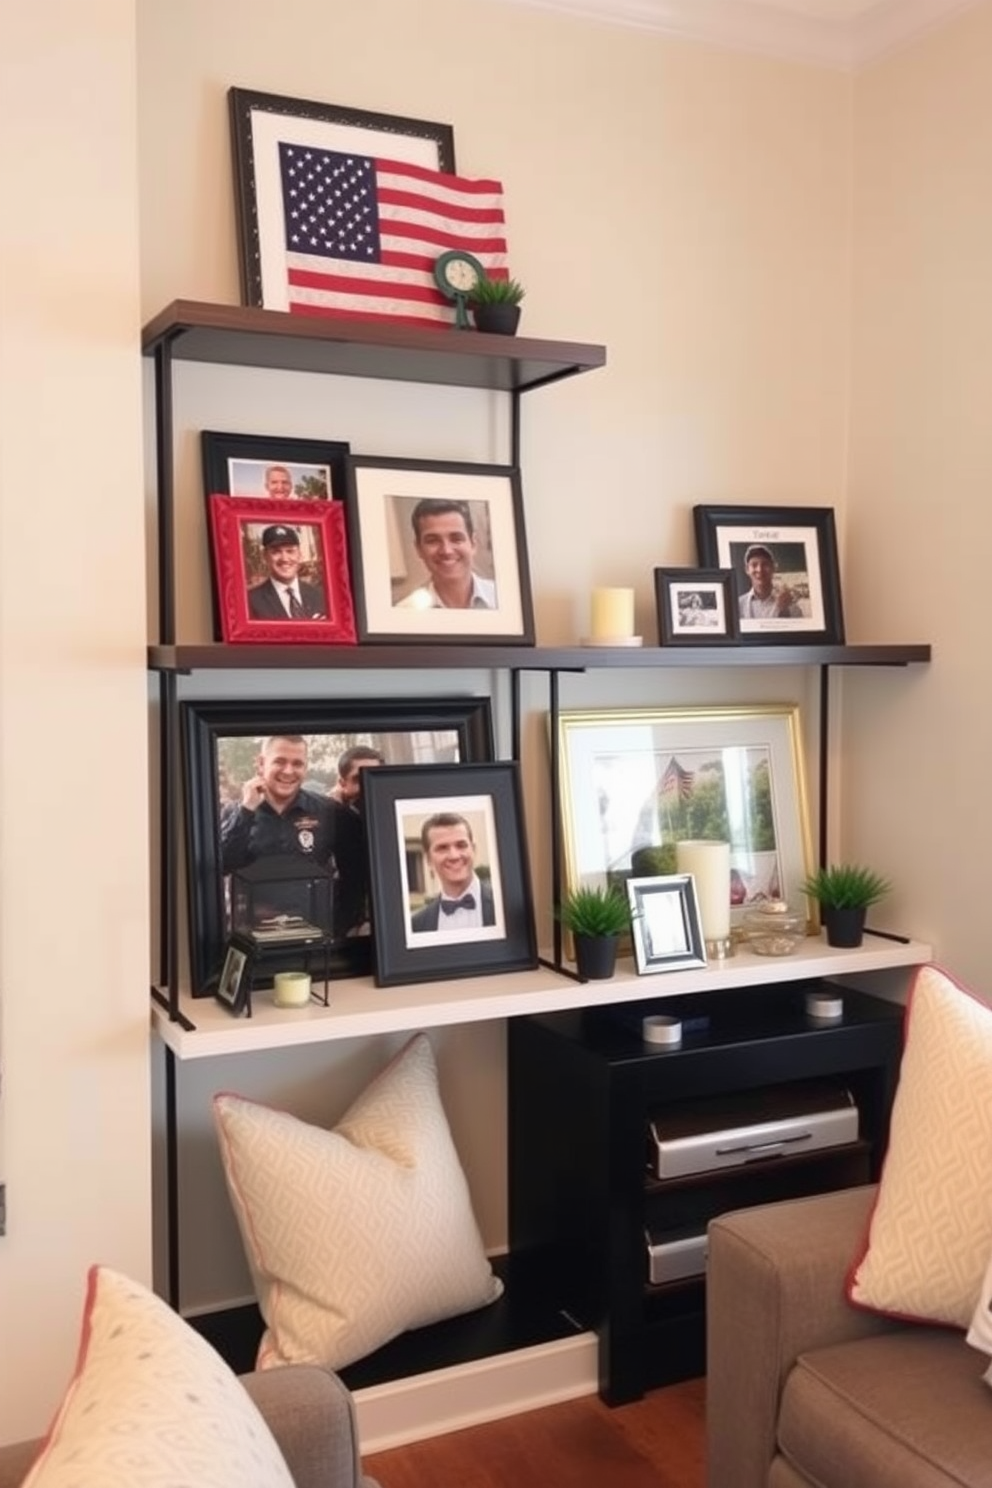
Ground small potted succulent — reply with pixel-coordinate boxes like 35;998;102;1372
556;884;630;980
469;274;526;335
801;863;892;948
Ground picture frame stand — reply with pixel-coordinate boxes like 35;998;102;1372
215;931;333;1018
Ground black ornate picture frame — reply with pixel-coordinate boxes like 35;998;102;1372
181;697;493;996
363;761;538;988
229;87;456;310
694;505;845;646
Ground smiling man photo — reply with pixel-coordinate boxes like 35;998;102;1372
409;811;496;932
396;499;497;611
247;523;327;621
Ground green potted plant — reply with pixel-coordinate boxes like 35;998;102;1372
801;863;892;948
556;884;630;980
469;274;526;335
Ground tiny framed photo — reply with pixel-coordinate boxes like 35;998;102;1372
362;761;538;987
201;431;351;503
208;496;357;645
627;874;707;975
216;943;250;1014
654;568;740;646
228;88;456;312
345;456;535;645
693;505;845;645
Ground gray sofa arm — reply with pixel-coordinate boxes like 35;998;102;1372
242;1366;379;1488
706;1185;906;1488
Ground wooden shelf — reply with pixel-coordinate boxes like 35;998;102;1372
148;641;932;673
141;300;606;394
150;936;931;1060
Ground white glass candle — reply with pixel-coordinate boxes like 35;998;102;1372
676;840;732;945
590;587;635;640
273;971;312;1008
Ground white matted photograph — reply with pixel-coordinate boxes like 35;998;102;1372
344;456;535;644
654;567;740;647
397;794;506;948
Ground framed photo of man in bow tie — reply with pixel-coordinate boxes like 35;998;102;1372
363;761;538;987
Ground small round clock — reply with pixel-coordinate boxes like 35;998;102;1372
434;250;486;329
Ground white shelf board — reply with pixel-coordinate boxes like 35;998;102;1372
150;936;931;1060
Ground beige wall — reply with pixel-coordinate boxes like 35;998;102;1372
843;0;992;986
0;0;151;1441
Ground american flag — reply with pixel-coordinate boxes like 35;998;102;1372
277;143;507;328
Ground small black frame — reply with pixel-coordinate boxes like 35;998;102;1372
654;567;740;646
201;431;351;504
363;761;538;988
694;504;845;646
182;697;494;996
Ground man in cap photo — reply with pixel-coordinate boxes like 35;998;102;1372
247;523;327;621
738;543;802;620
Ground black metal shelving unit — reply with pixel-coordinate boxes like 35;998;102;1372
144;300;930;1393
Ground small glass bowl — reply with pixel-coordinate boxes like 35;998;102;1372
740;900;807;957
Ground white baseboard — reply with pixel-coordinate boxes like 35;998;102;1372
353;1331;600;1454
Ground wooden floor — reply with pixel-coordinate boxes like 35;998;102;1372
363;1377;706;1488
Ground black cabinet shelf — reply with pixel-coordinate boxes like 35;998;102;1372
148;641;931;673
508;983;903;1405
142;299;606;393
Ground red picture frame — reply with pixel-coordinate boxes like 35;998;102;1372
208;496;357;644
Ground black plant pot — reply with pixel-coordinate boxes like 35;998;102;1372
472;303;521;336
822;905;867;948
574;932;619;981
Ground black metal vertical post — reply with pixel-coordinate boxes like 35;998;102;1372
819;665;830;868
510;388;521;468
154;341;176;646
548;669;563;967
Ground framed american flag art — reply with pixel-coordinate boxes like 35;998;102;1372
229;89;509;329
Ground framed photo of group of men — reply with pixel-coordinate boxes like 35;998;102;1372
181;696;536;998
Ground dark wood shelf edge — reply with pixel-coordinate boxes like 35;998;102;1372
141;300;606;394
147;641;932;673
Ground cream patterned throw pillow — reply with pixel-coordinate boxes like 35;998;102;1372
848;964;992;1326
23;1267;294;1488
214;1031;503;1371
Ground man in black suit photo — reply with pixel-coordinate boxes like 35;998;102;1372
409;811;497;933
247;523;327;621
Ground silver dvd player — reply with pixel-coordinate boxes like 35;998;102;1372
647;1080;858;1182
646;1228;709;1285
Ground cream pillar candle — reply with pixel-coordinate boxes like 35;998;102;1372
590;587;635;641
273;970;312;1008
676;840;732;953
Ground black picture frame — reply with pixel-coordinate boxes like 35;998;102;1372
654;567;740;646
626;874;707;974
344;455;536;645
201;431;351;503
181;697;494;997
228;88;456;310
216;943;250;1012
363;762;538;988
693;505;845;646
